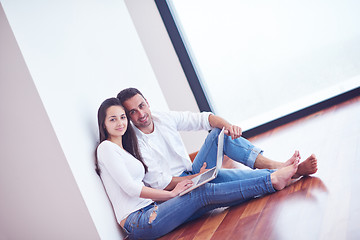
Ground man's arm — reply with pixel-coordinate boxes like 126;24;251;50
208;114;242;140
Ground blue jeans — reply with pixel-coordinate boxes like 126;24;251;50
124;175;275;239
185;128;275;183
193;127;261;173
180;128;275;221
123;129;277;239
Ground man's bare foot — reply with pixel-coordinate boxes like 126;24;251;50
292;154;318;179
271;160;299;190
281;150;301;168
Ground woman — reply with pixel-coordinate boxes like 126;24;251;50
96;98;298;239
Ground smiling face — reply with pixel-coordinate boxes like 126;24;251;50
104;105;128;141
122;93;154;134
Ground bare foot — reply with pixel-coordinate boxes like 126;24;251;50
281;150;301;168
292;154;317;179
271;159;299;190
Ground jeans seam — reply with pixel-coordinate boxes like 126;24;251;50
192;129;220;172
226;138;254;167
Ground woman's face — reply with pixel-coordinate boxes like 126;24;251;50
104;105;128;139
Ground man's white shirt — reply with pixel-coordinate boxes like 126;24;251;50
133;111;213;189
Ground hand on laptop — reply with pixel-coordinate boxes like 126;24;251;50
172;179;193;196
190;162;209;181
199;162;208;174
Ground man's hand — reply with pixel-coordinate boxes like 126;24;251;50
199;162;208;174
224;125;242;140
208;115;242;140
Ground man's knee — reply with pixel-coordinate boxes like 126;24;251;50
209;127;221;136
205;128;222;143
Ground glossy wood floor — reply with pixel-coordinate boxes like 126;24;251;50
159;95;360;240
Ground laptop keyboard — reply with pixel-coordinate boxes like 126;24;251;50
197;168;215;184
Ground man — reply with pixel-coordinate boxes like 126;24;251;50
117;88;318;191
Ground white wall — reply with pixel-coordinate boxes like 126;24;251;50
0;0;172;239
0;0;208;239
0;4;100;239
124;0;209;154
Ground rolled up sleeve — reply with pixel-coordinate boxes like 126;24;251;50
167;111;213;131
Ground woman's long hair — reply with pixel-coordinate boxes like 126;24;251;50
95;97;147;175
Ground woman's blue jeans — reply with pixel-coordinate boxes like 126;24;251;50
124;175;275;239
123;128;276;239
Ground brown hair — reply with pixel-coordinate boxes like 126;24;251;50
95;97;147;174
117;87;146;105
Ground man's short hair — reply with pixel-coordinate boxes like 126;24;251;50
117;88;145;104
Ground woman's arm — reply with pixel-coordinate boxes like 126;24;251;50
163;162;208;191
140;180;194;201
163;176;196;191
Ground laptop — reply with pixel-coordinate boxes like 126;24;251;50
179;127;225;196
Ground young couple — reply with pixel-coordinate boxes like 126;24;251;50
96;88;318;239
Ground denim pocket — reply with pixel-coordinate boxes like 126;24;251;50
122;224;131;235
123;210;141;235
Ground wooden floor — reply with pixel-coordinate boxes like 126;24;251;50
159;95;360;240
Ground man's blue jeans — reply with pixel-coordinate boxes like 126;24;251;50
192;127;263;175
182;128;275;184
183;127;275;221
123;128;276;239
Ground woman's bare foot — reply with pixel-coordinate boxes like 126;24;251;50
281;150;301;168
292;154;318;179
271;160;299;190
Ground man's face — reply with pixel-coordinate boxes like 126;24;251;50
122;94;153;133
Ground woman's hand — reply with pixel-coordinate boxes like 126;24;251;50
171;179;193;197
164;163;208;191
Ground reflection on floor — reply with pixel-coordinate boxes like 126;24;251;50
159;95;360;240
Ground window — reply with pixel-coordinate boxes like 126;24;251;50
156;0;360;131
